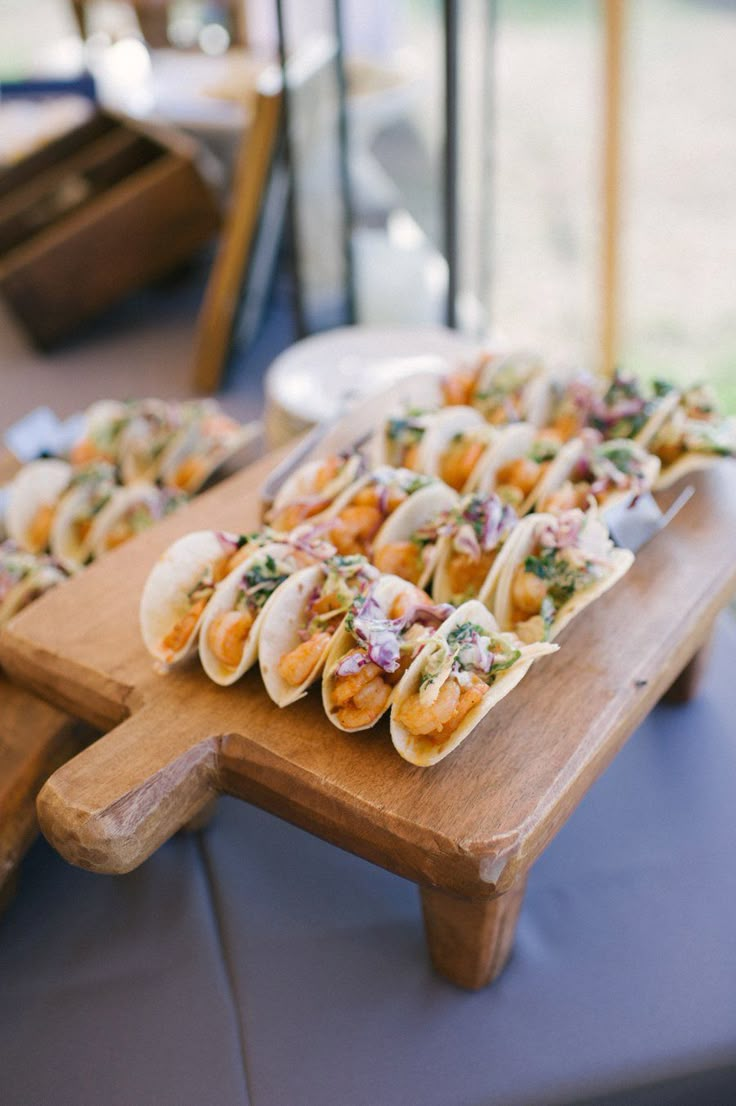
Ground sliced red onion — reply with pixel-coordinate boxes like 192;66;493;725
336;651;371;677
216;530;242;551
538;509;584;551
453;523;481;560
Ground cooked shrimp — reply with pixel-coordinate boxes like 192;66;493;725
329;505;383;555
331;656;382;705
352;484;407;513
540;480;593;513
70;439;102;465
442;368;477;406
225;546;250;573
538;481;579;514
388;585;432;619
373;541;423;584
553;411;583;441
653;440;682;466
538;427;564;447
206;609;254;668
172;456;206;492
397;675;487;738
311;589;342;615
511;567;548;615
278;631;331;686
161;596;209;659
496;457;541;498
446;549;496;598
74;517;93;543
104;524;133;551
27;504;55;551
440;439;486;490
314;456;341;491
269;502;313;531
402;443;421;470
335;675;391;729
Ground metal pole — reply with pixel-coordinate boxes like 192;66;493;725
478;0;497;338
443;0;459;329
333;0;357;325
600;0;625;378
275;0;307;337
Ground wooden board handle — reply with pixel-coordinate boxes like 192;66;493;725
36;704;219;874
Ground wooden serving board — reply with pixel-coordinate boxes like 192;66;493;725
0;675;90;910
0;449;90;911
2;448;735;988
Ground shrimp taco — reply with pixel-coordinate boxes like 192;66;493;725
391;601;557;766
470;422;563;511
535;367;603;442
372;481;460;587
118;400;184;485
375;409;436;470
6;459;73;554
647;383;736;490
50;462;118;571
586;371;679;446
199;540;325;686
68;399;133;466
88;483;185;558
431;492;519;606
441;350;496;408
323;466;438;558
416;406;497;492
534;436;660;514
265;452;365;532
259;555;379;706
158;408;258;495
0;541;66;627
471;351;549;427
322;574;453;733
493;508;634;644
140;529;252;666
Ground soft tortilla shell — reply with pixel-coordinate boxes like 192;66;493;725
373;481;459;589
321;573;418;733
390;599;555;766
6;460;72;554
140;530;232;664
258;563;328;706
198;542;299;686
493;513;634;641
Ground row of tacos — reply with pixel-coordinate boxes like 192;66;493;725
69;397;255;494
138;358;733;767
4;458;185;571
2;398;258;573
0;541;67;629
437;353;735;489
140;487;630;765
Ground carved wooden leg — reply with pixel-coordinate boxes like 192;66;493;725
663;637;712;705
0;869;19;917
181;798;218;834
420;879;527;990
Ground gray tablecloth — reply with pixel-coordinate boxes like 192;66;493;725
2;617;735;1106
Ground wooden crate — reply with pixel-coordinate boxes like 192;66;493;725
0;111;220;347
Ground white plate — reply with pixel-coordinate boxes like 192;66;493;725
264;325;480;436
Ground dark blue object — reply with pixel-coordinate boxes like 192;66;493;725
0;73;97;101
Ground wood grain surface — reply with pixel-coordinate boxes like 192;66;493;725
0;675;89;906
3;447;735;985
0;449;89;910
3;453;733;884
